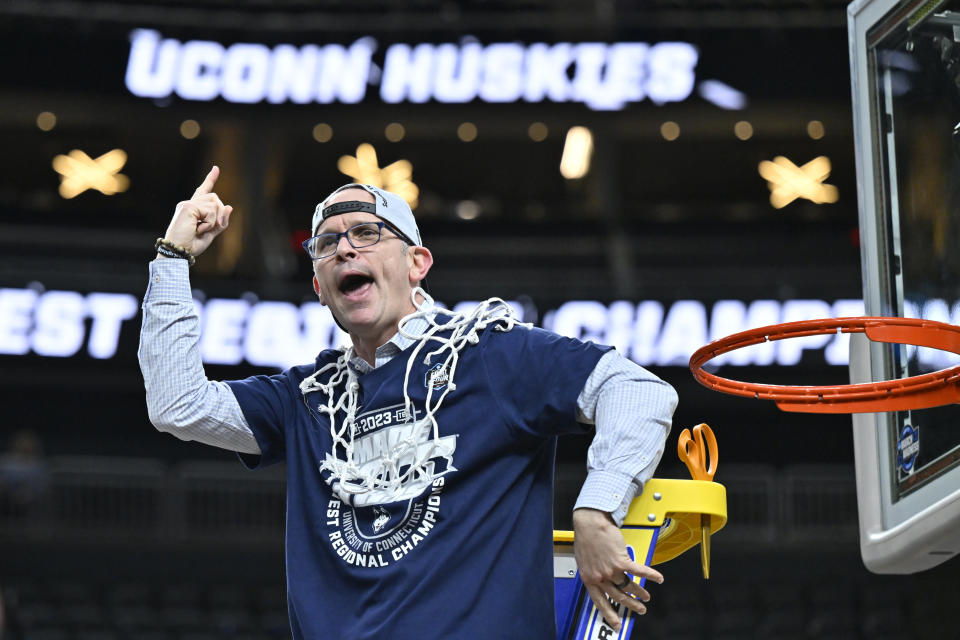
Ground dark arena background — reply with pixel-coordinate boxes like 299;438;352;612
0;1;956;638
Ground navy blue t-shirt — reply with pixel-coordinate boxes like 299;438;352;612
227;322;610;640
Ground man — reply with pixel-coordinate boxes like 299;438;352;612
139;166;677;639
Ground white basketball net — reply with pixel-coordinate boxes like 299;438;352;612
299;287;529;506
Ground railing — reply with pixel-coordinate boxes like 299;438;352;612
0;457;858;547
1;457;285;545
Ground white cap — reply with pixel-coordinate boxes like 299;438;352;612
312;183;422;246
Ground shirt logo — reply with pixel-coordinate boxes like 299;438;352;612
372;506;391;533
325;477;447;569
425;362;449;390
321;403;457;507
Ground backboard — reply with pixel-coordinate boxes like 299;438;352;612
849;0;960;572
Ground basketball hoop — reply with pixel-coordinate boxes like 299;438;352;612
689;316;960;413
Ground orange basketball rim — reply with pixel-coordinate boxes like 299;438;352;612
689;316;960;414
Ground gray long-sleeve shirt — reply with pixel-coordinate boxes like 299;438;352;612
138;258;677;524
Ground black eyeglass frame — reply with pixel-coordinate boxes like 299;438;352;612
302;221;407;260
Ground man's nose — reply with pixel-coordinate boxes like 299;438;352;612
334;234;357;259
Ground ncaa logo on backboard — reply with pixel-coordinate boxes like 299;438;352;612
425;362;449;390
897;423;920;475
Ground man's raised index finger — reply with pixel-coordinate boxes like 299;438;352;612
192;165;220;198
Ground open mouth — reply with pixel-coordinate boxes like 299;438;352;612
339;274;374;295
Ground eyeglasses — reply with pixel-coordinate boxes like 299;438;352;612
302;221;400;260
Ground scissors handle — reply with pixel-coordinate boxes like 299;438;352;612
678;423;718;481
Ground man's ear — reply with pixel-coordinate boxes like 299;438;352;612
313;275;325;305
408;246;434;284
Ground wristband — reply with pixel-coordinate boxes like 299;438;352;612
154;238;196;266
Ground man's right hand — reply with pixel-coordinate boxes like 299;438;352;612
159;165;234;258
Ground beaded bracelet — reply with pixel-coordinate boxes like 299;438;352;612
155;238;196;266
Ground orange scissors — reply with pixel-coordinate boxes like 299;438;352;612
678;423;718;482
677;423;718;578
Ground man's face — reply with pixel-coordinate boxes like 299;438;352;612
311;189;426;342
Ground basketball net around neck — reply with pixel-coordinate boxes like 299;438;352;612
298;287;530;506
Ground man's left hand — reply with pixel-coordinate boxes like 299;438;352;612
572;507;664;632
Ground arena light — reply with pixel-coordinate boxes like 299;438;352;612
456;122;478;142
385;122;405;142
559;126;593;179
179;119;200;139
312;123;333;142
660;121;680;141
697;79;747;110
36;111;57;131
52;149;130;199
456;200;481;220
758;155;838;209
337;143;419;208
528;122;548;142
734;121;753;140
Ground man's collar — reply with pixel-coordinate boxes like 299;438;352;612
347;309;435;373
392;312;432;351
